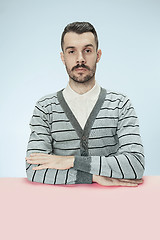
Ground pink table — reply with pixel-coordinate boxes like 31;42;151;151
0;176;160;240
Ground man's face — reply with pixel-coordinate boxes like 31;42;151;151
61;32;101;84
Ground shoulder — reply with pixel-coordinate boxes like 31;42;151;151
34;90;63;114
102;88;128;103
36;91;60;107
104;88;126;99
101;88;133;112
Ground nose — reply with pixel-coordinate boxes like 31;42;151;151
76;51;86;65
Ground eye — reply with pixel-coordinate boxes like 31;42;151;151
68;50;74;54
84;49;91;53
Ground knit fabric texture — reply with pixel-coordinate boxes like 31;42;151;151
26;87;145;185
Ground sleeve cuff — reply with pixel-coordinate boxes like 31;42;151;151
74;156;92;172
74;156;92;184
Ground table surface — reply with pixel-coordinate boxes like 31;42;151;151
0;176;160;240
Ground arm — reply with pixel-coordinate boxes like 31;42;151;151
73;97;145;179
26;101;92;185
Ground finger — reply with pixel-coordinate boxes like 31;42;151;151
119;179;143;184
30;153;47;156
120;178;143;182
110;179;138;187
120;180;142;184
101;177;143;186
32;165;48;170
26;155;48;160
115;182;138;187
27;159;47;164
26;156;44;160
100;181;138;187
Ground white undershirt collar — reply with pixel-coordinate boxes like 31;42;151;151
63;81;100;100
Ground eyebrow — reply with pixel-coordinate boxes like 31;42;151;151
65;44;94;51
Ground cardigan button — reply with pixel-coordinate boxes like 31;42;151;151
81;151;87;156
82;136;86;140
82;141;87;147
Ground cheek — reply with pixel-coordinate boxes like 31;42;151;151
86;56;97;65
65;56;75;67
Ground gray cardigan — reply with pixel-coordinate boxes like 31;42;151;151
26;87;145;184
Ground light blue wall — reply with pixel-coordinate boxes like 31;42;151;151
0;0;160;177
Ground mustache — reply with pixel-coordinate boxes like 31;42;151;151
72;64;90;71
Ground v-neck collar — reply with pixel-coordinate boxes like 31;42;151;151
57;87;107;140
63;81;100;101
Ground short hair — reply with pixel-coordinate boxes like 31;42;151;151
61;21;99;52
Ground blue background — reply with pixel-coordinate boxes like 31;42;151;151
0;0;160;177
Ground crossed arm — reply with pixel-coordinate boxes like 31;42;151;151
26;97;144;187
25;153;143;186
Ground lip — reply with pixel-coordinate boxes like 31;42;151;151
75;68;87;72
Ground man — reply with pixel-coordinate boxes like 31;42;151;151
25;22;145;187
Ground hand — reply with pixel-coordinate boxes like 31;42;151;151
25;153;74;170
93;175;143;187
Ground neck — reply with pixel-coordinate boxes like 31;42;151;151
69;78;96;95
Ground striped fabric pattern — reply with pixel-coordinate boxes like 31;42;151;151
26;87;145;185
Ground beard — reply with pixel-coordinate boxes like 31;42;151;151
65;62;97;84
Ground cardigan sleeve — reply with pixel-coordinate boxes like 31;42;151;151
73;97;145;179
25;101;92;185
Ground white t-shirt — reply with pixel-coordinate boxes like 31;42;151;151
63;81;101;129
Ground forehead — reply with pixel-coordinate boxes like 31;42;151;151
63;32;96;49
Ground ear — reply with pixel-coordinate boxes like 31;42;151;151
60;52;65;65
96;49;102;63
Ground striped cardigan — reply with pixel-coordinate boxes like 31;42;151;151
26;87;145;184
